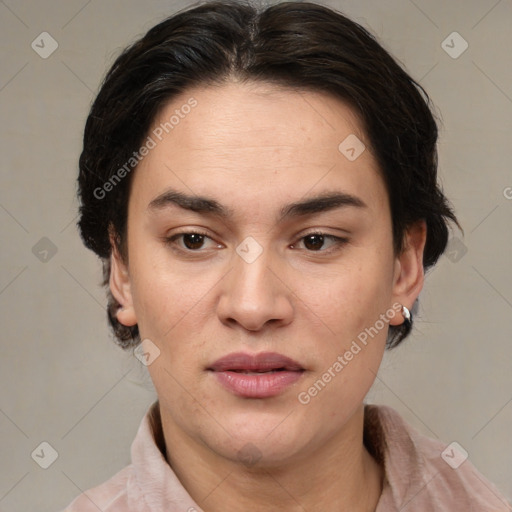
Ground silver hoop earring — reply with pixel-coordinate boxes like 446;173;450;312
401;305;412;327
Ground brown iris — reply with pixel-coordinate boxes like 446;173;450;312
303;234;324;251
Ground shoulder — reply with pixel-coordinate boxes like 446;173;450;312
61;401;163;512
61;464;134;511
365;404;511;511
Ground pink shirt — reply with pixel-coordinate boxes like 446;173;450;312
63;401;511;511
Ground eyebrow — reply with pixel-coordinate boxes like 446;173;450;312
147;188;367;222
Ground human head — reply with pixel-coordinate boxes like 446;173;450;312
77;0;459;349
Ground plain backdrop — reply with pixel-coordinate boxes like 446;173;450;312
1;0;511;510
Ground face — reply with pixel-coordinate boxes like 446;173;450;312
111;81;425;467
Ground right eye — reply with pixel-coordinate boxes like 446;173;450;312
164;231;223;253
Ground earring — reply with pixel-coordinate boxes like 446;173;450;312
401;305;412;328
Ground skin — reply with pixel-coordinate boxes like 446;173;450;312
110;80;426;512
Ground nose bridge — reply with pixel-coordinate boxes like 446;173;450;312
217;236;293;330
232;237;276;304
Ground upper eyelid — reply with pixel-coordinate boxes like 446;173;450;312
166;230;219;247
292;233;349;249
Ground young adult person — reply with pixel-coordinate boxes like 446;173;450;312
64;1;510;510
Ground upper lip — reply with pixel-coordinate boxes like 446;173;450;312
208;352;304;372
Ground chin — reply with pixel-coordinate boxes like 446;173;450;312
206;413;312;467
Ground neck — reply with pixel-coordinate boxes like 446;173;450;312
159;403;383;512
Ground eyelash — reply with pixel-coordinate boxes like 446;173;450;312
164;230;349;255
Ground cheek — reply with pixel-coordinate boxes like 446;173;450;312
299;249;395;341
128;241;215;339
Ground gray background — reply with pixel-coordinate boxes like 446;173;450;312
1;0;511;510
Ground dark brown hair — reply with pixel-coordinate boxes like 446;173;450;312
77;0;460;349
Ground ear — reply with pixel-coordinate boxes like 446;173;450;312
389;220;427;326
109;240;137;327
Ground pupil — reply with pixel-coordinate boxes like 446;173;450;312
184;233;204;250
304;234;324;251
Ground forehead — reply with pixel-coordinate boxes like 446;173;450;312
130;81;387;219
153;80;365;156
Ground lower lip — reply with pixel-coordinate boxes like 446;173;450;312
212;370;304;398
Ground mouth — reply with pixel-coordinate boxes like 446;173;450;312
226;369;289;374
208;351;304;372
207;352;305;398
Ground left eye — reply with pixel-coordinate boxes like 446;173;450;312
292;233;348;253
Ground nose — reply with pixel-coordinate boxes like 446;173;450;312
216;242;294;332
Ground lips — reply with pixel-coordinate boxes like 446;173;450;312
208;352;304;372
208;352;305;398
